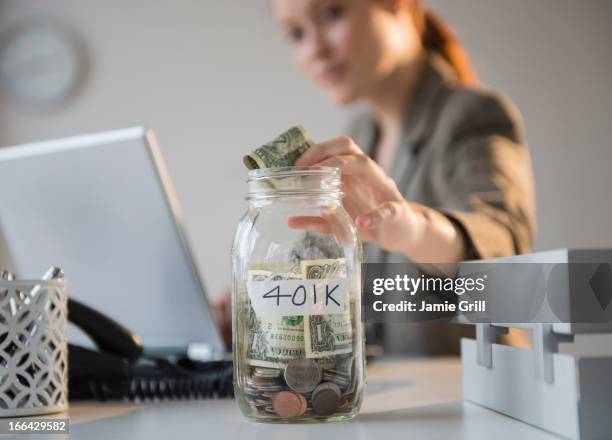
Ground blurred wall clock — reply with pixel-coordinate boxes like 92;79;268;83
0;17;87;111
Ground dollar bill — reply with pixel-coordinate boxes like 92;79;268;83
302;258;347;280
301;259;353;359
246;268;306;369
243;125;314;170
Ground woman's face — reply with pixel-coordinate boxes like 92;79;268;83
272;0;418;106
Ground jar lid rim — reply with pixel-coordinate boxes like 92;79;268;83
247;166;340;180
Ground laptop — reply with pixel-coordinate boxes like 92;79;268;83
0;127;226;360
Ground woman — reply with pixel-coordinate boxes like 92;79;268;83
216;0;535;354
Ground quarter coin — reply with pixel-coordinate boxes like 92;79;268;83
284;359;322;393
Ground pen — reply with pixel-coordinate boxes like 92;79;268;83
29;266;65;298
1;270;18;315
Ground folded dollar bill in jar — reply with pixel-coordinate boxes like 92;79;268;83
243;125;314;170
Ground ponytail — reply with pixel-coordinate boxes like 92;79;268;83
410;2;478;86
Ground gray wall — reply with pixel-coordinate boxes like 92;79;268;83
0;0;610;300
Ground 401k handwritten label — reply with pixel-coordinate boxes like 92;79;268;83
246;278;349;317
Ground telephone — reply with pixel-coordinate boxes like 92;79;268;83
67;298;233;401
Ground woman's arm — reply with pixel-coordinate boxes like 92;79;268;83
294;136;469;264
294;92;536;265
435;90;536;260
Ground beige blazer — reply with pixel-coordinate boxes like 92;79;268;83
349;56;536;354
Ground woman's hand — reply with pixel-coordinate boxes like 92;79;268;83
293;135;467;264
293;136;423;255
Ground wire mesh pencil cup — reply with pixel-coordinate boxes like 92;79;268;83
0;278;68;416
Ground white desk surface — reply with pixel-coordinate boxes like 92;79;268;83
21;357;562;439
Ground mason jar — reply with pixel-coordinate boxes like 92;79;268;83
231;166;365;423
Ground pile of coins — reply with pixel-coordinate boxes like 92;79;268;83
244;368;284;415
244;357;355;419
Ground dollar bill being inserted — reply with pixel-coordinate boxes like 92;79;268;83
246;268;306;369
301;259;353;359
243;125;314;170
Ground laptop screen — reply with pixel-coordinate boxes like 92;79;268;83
0;127;225;357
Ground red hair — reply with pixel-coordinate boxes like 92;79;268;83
409;0;478;85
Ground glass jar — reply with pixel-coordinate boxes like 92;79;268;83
231;166;365;423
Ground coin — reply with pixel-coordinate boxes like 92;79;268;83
322;369;349;391
272;391;307;417
297;393;307;416
312;382;342;416
337;397;349;413
244;366;287;415
254;367;282;378
284;359;322;393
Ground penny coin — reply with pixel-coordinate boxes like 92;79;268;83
337;397;349;412
284;359;322;393
296;393;307;416
312;382;342;416
272;391;304;418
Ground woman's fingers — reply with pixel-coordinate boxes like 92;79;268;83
296;135;362;166
355;200;404;230
287;216;333;234
288;208;356;245
296;135;400;199
318;154;401;201
317;153;373;178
